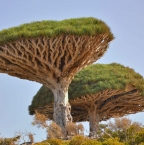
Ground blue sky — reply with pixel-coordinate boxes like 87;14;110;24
0;0;144;142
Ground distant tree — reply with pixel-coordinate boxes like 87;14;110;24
104;118;144;144
126;122;143;144
108;118;132;142
29;63;144;137
0;17;113;129
108;117;132;140
0;136;20;145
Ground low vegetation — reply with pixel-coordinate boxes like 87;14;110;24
1;117;144;145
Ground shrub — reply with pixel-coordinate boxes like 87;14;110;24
66;122;84;137
68;135;102;145
82;139;102;145
69;135;86;145
0;136;20;145
34;139;62;145
46;138;63;145
47;122;63;139
135;129;144;144
102;138;124;145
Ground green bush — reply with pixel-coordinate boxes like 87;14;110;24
135;129;144;144
69;135;86;145
82;139;102;145
102;138;124;145
0;136;20;145
46;138;63;145
68;135;102;145
34;138;69;145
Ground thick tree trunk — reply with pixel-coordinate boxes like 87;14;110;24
88;107;99;138
52;86;72;129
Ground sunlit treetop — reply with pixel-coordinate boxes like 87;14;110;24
0;17;113;45
69;63;144;98
0;17;114;90
29;63;144;117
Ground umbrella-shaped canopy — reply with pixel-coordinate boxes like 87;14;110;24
29;63;144;124
0;17;114;128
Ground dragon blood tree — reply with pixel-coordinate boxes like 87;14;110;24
28;63;144;137
0;17;114;128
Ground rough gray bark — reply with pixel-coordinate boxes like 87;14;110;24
52;86;72;129
88;107;99;138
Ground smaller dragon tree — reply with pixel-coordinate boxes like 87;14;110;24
29;63;144;137
0;17;114;129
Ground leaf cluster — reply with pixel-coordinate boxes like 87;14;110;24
29;86;54;115
28;63;144;115
0;17;114;45
70;63;144;98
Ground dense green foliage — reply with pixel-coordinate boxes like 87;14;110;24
70;63;144;98
29;85;54;113
0;17;113;45
29;63;144;115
